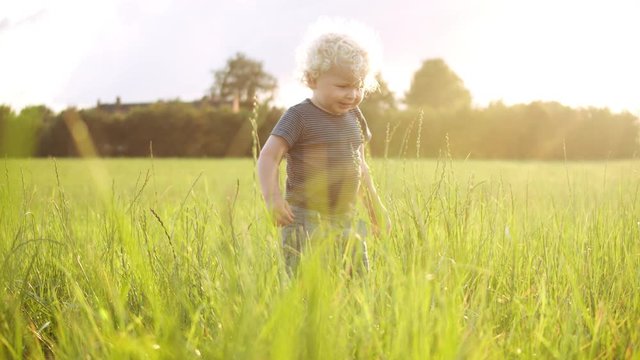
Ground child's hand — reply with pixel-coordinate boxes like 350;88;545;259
268;198;295;226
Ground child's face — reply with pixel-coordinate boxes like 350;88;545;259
309;65;364;115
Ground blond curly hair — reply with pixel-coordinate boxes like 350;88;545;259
296;19;381;93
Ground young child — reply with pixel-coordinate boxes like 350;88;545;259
257;25;391;271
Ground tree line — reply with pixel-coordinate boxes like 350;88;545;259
1;54;638;159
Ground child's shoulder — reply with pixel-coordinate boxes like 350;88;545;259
281;99;315;120
286;98;314;113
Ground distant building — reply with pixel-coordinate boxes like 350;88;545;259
95;96;149;114
95;95;239;114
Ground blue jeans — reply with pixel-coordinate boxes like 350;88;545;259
281;206;369;273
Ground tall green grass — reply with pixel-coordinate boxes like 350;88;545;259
1;158;639;359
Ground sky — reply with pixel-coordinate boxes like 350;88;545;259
1;0;639;114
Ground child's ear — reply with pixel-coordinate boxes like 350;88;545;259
306;73;317;89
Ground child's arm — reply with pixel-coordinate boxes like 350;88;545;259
359;145;391;236
257;135;294;226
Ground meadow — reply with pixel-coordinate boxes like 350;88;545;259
1;157;639;359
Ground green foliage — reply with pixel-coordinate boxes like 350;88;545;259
34;102;283;158
1;98;637;160
405;58;472;111
364;101;639;160
0;105;53;157
210;52;278;107
359;73;397;117
1;158;639;358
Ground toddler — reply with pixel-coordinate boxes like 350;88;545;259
257;23;390;271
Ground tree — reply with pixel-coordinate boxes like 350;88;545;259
0;105;52;157
0;106;16;155
405;58;471;111
210;53;278;108
360;73;397;115
359;74;398;156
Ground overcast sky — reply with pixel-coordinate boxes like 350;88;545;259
1;0;639;114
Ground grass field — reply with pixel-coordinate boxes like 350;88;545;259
1;158;639;359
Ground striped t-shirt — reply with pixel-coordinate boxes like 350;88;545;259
272;98;372;214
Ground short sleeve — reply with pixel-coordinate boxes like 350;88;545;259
271;108;305;147
354;107;372;143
